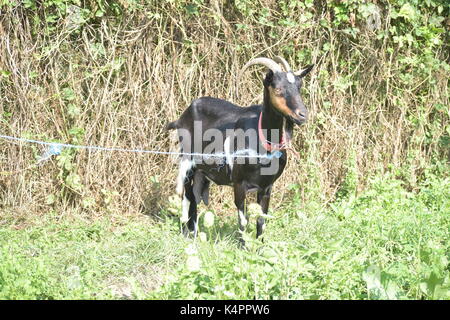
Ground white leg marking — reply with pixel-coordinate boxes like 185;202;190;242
181;195;190;223
238;210;248;227
224;136;233;172
176;159;195;196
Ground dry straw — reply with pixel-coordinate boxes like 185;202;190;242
0;2;448;217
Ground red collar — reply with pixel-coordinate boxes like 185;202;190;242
258;112;287;152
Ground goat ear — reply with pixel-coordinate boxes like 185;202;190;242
264;70;274;86
294;64;314;78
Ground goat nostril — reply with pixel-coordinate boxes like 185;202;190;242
296;110;306;119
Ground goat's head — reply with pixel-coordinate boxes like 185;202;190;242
239;56;314;126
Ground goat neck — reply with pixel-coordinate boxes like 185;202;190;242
260;86;285;146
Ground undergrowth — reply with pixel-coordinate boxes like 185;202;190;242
0;0;448;301
1;167;448;300
0;0;448;213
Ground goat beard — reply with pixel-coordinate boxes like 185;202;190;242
284;119;294;146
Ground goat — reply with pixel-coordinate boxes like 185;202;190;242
166;56;313;242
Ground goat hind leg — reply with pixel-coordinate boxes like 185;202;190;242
256;187;271;239
233;182;248;245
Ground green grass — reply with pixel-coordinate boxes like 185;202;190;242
0;169;448;300
0;214;186;299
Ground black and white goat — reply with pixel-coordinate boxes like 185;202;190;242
166;56;313;241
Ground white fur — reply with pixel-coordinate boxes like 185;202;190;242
287;72;295;83
224;136;233;172
181;196;190;223
176;159;195;195
238;210;248;227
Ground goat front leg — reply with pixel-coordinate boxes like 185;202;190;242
256;187;271;239
233;182;248;245
182;175;198;238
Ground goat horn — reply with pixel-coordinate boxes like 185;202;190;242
240;57;282;75
236;57;282;99
274;56;292;72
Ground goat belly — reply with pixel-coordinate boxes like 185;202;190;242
197;167;232;186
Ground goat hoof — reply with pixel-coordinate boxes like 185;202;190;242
182;225;190;237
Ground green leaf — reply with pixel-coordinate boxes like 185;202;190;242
398;3;417;21
46;194;56;205
0;70;12;77
61;87;76;101
67;104;81;118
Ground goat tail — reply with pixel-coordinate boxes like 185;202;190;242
165;120;178;131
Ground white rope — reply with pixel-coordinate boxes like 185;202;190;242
0;134;281;163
